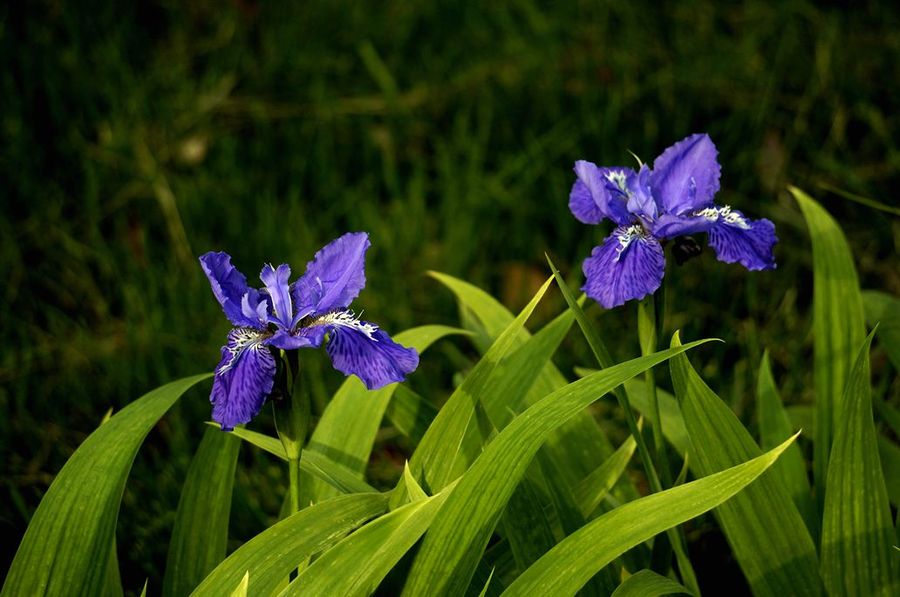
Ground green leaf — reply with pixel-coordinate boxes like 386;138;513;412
192;493;388;596
573;432;638;518
792;186;866;508
502;435;799;596
2;374;210;597
429;272;616;478
284;483;457;596
303;325;467;503
409;277;554;492
669;333;823;596
402;339;712;596
610;570;691;597
385;384;437;442
163;426;241;597
821;329;900;596
222;425;376;494
229;572;249;597
877;436;900;506
756;351;817;537
862;290;900;372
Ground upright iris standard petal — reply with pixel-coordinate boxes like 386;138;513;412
582;226;666;309
326;324;419;390
210;328;277;430
572;161;632;226
199;252;268;328
291;232;370;321
650;133;721;216
624;165;657;219
708;210;778;271
260;263;293;327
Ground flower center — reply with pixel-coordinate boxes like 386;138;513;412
614;224;649;261
304;310;379;340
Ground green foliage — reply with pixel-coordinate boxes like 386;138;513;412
503;435;799;596
2;374;211;597
163;426;241;597
792;187;867;512
820;330;900;595
670;333;823;595
611;570;691;597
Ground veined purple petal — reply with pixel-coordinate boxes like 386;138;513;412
292;232;370;322
572;161;632;226
625;164;657;220
707;209;778;271
200;252;267;328
326;322;419;389
651;213;716;239
569;180;603;224
650;133;721;216
266;328;320;350
260;263;293;328
211;328;276;430
582;226;666;309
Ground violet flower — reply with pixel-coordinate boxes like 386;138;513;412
200;232;418;430
569;133;777;309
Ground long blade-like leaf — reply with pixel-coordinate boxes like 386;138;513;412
610;569;691;597
792;186;865;510
409;277;553;492
191;493;388;596
303;325;466;503
862;290;900;372
284;484;456;595
821;329;900;595
756;351;817;537
502;435;799;596
3;374;211;597
669;333;822;595
163;426;241;597
402;339;712;596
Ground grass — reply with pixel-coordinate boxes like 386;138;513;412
2;0;898;589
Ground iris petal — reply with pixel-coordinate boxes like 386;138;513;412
326;324;419;390
572;161;633;226
651;213;716;239
199;252;267;328
210;328;277;430
650;133;721;216
292;232;370;321
582;227;666;309
260;263;293;328
708;213;778;271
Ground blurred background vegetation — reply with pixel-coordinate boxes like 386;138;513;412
2;0;898;591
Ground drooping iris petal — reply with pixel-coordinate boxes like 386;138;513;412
650;133;721;216
260;263;293;327
572;161;632;226
210;328;277;430
569;180;603;224
651;213;716;239
582;226;666;309
326;325;419;390
708;212;778;271
291;232;370;322
624;164;657;220
199;252;267;328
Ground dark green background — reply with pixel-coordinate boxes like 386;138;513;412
2;1;898;592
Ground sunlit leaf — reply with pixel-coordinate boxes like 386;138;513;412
610;569;691;597
792;186;866;510
502;435;799;596
821;329;900;595
163;426;241;597
402;339;712;596
2;375;210;597
669;333;822;595
192;493;388;596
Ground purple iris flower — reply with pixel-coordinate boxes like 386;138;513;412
569;133;777;309
199;232;419;430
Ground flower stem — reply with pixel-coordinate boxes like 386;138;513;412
637;294;671;486
274;350;311;517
